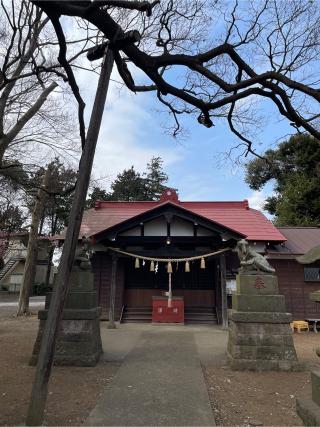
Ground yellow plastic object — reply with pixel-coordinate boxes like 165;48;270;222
292;320;309;333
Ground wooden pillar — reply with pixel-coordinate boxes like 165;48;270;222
26;48;115;427
108;254;118;329
219;254;228;329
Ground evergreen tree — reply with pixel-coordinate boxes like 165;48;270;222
144;157;169;201
85;186;112;209
0;164;28;233
245;134;320;226
29;158;78;235
26;159;78;290
85;157;172;204
0;205;25;233
110;166;146;201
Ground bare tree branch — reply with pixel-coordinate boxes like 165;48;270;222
30;0;320;151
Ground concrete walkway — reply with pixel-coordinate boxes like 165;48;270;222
86;324;227;426
0;295;45;307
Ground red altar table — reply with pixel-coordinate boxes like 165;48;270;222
152;296;184;323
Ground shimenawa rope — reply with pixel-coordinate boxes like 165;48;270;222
107;246;230;263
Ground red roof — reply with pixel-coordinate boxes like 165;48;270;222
77;196;285;242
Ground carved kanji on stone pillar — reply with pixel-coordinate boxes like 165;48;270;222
253;276;266;290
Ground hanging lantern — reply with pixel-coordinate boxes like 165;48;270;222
135;257;140;268
185;260;190;273
150;260;155;272
200;257;206;269
167;261;173;273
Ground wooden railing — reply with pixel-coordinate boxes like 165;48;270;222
119;305;125;323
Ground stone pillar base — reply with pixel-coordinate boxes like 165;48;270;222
297;370;320;425
228;274;298;371
297;396;320;426
228;312;299;370
30;289;103;367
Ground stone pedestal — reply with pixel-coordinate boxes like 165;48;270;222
297;290;320;425
227;273;298;371
30;266;102;366
297;371;320;425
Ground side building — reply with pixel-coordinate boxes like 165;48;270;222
0;232;56;293
267;227;320;320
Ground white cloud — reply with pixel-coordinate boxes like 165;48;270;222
247;190;266;211
77;68;185;186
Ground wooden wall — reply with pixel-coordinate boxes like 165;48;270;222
270;259;320;320
92;253;125;320
92;252;216;316
124;289;215;307
92;253;320;321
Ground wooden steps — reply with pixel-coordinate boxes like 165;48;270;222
121;307;152;323
184;307;217;324
121;306;217;324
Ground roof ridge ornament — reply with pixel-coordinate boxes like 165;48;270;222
159;188;179;203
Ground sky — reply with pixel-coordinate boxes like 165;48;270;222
58;2;311;216
77;66;293;214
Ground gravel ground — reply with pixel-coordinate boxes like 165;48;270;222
0;313;119;426
1;300;319;427
203;333;320;426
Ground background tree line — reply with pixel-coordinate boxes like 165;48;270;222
245;134;320;226
0;155;171;235
86;156;171;207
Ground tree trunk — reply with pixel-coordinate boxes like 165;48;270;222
44;245;55;289
26;48;114;426
17;167;51;316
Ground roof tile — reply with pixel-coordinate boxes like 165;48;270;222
74;199;285;242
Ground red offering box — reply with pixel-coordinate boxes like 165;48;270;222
152;296;184;323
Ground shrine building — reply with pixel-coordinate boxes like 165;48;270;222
65;188;320;325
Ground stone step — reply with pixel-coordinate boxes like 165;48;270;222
122;314;152;320
185;307;216;312
185;315;217;321
122;320;151;323
121;306;217;324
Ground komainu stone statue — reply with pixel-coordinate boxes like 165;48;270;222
227;239;298;371
74;235;94;270
235;239;275;274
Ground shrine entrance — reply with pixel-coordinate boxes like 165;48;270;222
123;256;217;308
91;190;243;326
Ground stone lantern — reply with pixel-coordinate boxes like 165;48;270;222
296;246;320;425
30;237;102;366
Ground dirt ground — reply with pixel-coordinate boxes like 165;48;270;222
204;333;320;426
1;306;320;427
0;313;119;426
